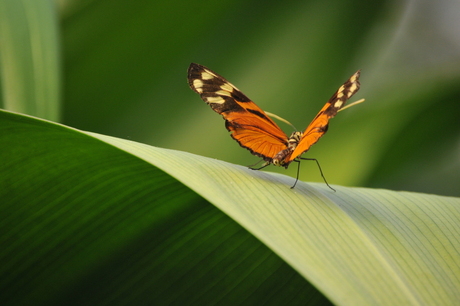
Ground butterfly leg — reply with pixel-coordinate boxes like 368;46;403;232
290;160;301;189
298;158;336;192
249;160;270;170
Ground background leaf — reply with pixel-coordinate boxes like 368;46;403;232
0;0;60;120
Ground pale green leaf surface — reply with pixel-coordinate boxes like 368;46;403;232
91;133;460;305
0;109;331;305
2;109;460;305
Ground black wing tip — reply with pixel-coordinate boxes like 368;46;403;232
188;63;224;78
188;62;202;71
188;63;202;76
188;63;207;90
352;70;361;81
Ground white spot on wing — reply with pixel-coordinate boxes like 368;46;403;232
206;96;226;104
220;83;234;92
334;101;343;108
201;69;217;80
215;90;232;97
193;79;204;93
348;84;358;95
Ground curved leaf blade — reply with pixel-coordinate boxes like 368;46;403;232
94;130;460;305
0;109;328;305
1;110;460;305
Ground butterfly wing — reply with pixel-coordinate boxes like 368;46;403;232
287;70;361;162
188;63;289;161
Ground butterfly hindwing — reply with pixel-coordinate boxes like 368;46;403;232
188;63;289;161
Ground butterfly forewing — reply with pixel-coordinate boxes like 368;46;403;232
188;63;289;161
288;70;361;162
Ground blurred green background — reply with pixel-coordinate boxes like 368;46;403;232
2;0;460;196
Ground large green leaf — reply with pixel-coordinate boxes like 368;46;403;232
1;109;459;305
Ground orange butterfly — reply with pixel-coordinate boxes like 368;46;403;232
188;63;361;189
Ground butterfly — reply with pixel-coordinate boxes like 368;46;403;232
187;63;361;189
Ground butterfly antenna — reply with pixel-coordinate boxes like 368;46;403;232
338;98;365;112
265;111;298;131
296;158;336;191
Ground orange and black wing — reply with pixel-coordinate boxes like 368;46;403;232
188;63;288;161
288;70;361;162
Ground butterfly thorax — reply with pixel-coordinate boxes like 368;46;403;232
272;131;303;168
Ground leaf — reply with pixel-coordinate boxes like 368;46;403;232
1;109;459;305
0;109;330;305
95;131;460;305
0;0;60;120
